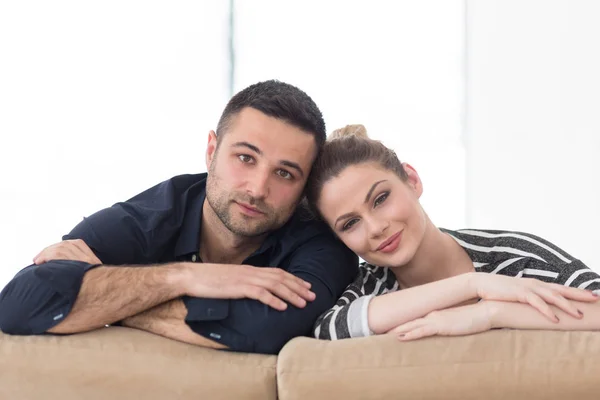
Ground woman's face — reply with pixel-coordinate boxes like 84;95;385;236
317;162;427;267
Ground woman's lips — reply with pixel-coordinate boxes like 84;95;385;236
377;231;402;253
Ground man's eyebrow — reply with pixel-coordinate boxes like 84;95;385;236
364;180;387;204
231;141;305;178
232;141;262;155
280;160;305;178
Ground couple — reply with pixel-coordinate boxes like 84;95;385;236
1;80;599;355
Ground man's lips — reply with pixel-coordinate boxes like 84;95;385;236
376;231;402;252
235;201;265;214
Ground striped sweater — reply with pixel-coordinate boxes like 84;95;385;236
313;228;600;340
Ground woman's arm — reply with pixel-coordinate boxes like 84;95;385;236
368;273;476;334
390;298;600;341
369;273;596;335
490;299;600;331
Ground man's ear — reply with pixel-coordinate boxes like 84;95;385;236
206;130;218;171
402;162;424;199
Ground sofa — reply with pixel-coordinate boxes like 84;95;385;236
1;327;599;399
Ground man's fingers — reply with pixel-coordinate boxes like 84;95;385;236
252;277;307;308
69;239;92;257
261;269;315;301
245;286;287;310
265;268;312;290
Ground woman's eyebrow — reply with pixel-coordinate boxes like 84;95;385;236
364;180;387;203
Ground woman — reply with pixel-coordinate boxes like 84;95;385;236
306;125;600;341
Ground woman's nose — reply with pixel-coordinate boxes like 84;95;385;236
367;217;390;239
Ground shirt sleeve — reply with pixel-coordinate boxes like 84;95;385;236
0;178;186;335
64;178;188;265
0;261;100;334
184;234;359;354
312;265;376;340
549;259;600;292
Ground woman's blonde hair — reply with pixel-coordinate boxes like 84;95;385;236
328;124;370;140
306;124;408;218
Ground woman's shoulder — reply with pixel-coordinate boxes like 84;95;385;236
357;261;399;295
441;227;577;266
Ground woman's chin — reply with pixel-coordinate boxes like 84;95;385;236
363;252;408;268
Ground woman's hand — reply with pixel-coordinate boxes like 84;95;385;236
391;301;493;341
468;273;598;322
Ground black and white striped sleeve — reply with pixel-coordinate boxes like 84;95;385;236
312;264;395;340
547;259;600;292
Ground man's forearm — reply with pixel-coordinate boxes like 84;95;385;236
489;300;600;331
49;264;187;334
121;298;227;349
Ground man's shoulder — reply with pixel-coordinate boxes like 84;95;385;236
284;204;334;242
126;173;207;204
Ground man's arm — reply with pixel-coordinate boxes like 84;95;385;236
47;264;187;333
121;299;227;349
176;234;359;354
0;255;314;335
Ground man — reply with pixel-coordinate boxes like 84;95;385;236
0;80;358;354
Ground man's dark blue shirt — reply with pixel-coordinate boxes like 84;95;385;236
0;173;358;354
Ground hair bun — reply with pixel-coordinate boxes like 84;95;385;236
329;124;369;140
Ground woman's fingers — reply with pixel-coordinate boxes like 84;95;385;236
391;318;425;335
550;283;599;302
524;292;559;322
536;287;583;319
398;325;435;341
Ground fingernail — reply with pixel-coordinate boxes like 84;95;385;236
578;310;584;317
397;333;405;340
593;291;599;297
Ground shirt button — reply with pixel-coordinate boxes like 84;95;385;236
191;254;197;262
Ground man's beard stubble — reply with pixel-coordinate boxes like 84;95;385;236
205;174;284;238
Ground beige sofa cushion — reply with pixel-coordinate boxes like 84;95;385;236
277;330;600;400
0;326;277;400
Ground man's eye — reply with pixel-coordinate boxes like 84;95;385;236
342;218;359;231
374;192;389;207
238;154;253;163
277;170;292;180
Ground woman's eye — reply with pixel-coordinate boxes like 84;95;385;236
277;169;292;180
238;154;253;163
342;218;359;231
374;192;389;207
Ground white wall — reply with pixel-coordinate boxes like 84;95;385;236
0;1;231;286
0;1;465;288
234;0;466;231
466;0;600;269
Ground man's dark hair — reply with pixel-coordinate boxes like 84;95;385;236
216;80;326;152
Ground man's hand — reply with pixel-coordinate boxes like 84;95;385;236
391;301;494;341
121;299;228;349
34;239;102;265
181;263;316;311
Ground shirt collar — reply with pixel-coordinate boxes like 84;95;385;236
174;188;205;258
173;184;282;260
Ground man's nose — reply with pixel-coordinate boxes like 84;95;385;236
246;169;270;199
